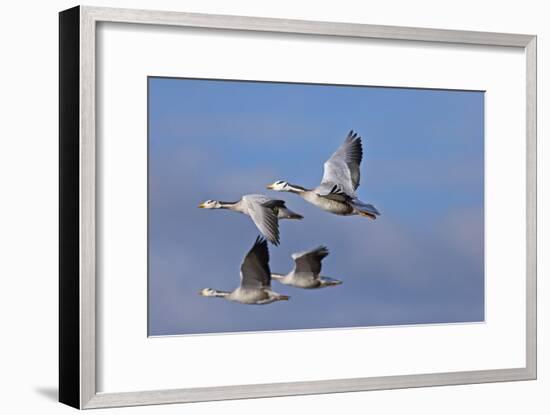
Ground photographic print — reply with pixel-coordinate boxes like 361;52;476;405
148;77;484;336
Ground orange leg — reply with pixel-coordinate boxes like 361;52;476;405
358;211;377;219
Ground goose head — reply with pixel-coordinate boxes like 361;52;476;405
198;199;222;209
266;180;290;192
198;288;217;297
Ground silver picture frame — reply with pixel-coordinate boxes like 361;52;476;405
59;5;537;409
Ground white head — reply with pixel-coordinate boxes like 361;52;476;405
199;288;217;297
266;180;290;192
198;199;222;209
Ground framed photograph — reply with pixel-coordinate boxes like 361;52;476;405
59;6;537;409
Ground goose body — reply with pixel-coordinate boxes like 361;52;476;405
299;191;354;215
267;131;380;219
198;194;302;245
272;246;342;289
199;237;290;305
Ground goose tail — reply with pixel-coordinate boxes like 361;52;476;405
278;207;304;220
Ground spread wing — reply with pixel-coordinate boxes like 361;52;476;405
240;237;271;289
244;195;281;245
318;130;363;198
292;246;329;277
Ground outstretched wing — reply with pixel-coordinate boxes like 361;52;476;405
292;246;329;277
240;237;271;289
318;130;363;198
244;195;281;245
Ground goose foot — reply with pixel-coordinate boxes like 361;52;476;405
358;211;377;219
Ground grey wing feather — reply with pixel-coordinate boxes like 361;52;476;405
240;237;271;289
292;246;329;276
319;130;363;197
244;195;281;245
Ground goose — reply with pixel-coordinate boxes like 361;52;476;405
272;246;342;289
198;194;302;245
199;237;290;304
266;130;380;219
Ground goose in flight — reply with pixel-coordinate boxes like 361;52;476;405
199;237;290;304
198;194;302;245
272;246;342;289
266;130;380;219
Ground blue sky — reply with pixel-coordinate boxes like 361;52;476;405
148;77;484;335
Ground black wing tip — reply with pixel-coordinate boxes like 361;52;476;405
347;129;362;142
270;232;281;245
264;234;280;246
251;235;271;261
316;245;330;258
253;235;267;247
